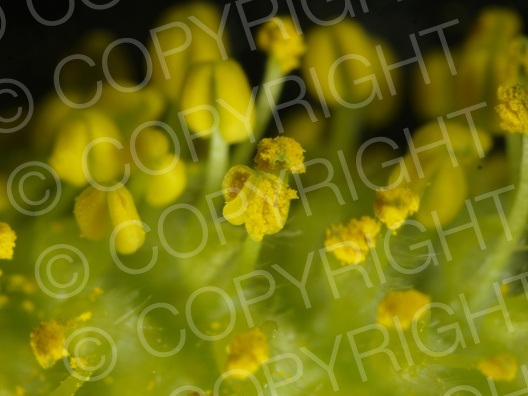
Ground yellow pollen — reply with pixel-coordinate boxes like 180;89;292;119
478;353;518;382
256;16;306;74
376;289;431;330
225;327;269;378
30;320;66;369
496;84;528;134
254;136;306;174
324;216;381;265
0;222;16;260
374;187;420;231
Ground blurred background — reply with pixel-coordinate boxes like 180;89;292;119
0;0;527;135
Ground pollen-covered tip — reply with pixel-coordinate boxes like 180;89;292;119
324;216;381;265
256;16;306;74
374;186;420;231
0;222;16;260
376;289;431;330
496;84;528;134
225;327;269;378
30;320;66;369
254;136;306;174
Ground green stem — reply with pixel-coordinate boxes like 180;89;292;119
471;134;528;307
51;373;87;396
231;58;284;166
204;130;229;196
326;107;361;159
235;236;263;277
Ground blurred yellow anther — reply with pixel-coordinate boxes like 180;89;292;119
374;187;420;231
324;217;381;265
225;327;269;378
256;16;306;74
0;222;16;260
496;84;528;134
133;128;187;206
223;165;298;241
478;353;518;382
255;136;306;174
303;20;377;106
107;185;146;255
149;2;229;101
49;110;124;187
145;154;187;207
134;128;171;165
377;289;431;330
180;59;255;144
30;320;66;369
74;184;145;255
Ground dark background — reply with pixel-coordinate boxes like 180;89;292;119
0;0;527;133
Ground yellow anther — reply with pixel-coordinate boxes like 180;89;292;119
49;110;124;187
374;187;420;231
145;154;187;207
107;185;145;255
30;320;66;369
478;353;518;382
303;20;377;106
225;327;269;378
74;184;145;255
0;222;16;260
496;84;528;134
376;289;431;330
223;165;299;241
324;216;381;265
74;186;110;240
134;127;171;166
254;136;306;174
150;2;229;101
180;60;255;144
256;16;306;74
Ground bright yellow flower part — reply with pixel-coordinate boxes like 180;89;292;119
133;128;187;206
256;16;306;74
374;187;420;231
0;222;16;260
222;165;298;241
225;327;269;378
303;20;378;106
180;59;255;144
149;2;229;101
254;136;306;174
145;154;187;207
48;110;124;187
74;184;145;255
496;84;528;134
325;217;381;265
30;320;66;369
376;289;431;330
477;353;518;382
